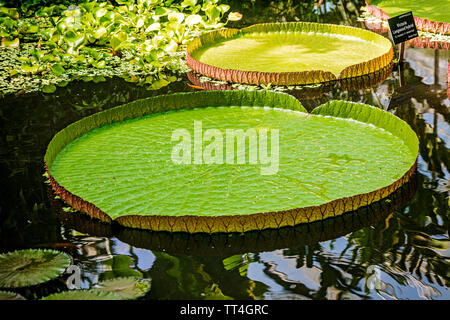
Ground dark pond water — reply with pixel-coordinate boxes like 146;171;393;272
0;2;449;300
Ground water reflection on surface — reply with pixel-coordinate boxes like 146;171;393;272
45;173;449;300
0;4;449;300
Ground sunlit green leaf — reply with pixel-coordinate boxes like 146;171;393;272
9;69;19;77
110;36;122;51
168;12;185;24
164;39;178;52
218;4;231;13
96;8;108;18
93;60;106;69
135;18;145;29
0;7;19;20
23;24;39;34
42;84;57;93
117;31;127;42
20;64;39;74
145;22;161;32
185;14;203;26
93;75;106;83
1;37;19;48
154;6;169;16
51;63;65;76
94;27;107;39
181;0;197;7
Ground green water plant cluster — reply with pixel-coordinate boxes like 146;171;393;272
0;249;151;300
0;0;231;96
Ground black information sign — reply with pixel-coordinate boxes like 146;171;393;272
388;11;419;45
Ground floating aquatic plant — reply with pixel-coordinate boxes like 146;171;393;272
0;290;26;300
0;0;232;96
0;249;71;288
41;289;123;300
45;90;419;233
186;22;393;85
94;277;151;299
365;0;450;35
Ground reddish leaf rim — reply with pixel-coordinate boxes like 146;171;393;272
363;18;450;51
50;176;417;255
186;63;394;101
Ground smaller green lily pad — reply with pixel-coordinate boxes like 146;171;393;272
41;289;123;300
95;277;151;299
0;290;26;300
0;249;71;288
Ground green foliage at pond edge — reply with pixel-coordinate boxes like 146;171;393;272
0;0;231;96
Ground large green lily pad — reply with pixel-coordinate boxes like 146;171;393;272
45;91;418;233
186;22;393;85
368;0;450;24
0;249;71;288
366;0;450;34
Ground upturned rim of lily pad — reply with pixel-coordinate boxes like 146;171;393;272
0;249;71;288
186;63;393;101
362;20;450;51
365;0;450;35
50;175;417;256
407;37;450;51
44;90;418;233
186;22;394;86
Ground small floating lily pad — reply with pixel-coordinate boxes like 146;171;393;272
0;249;71;288
45;91;419;233
95;277;151;299
41;289;123;300
0;290;26;300
186;22;393;85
